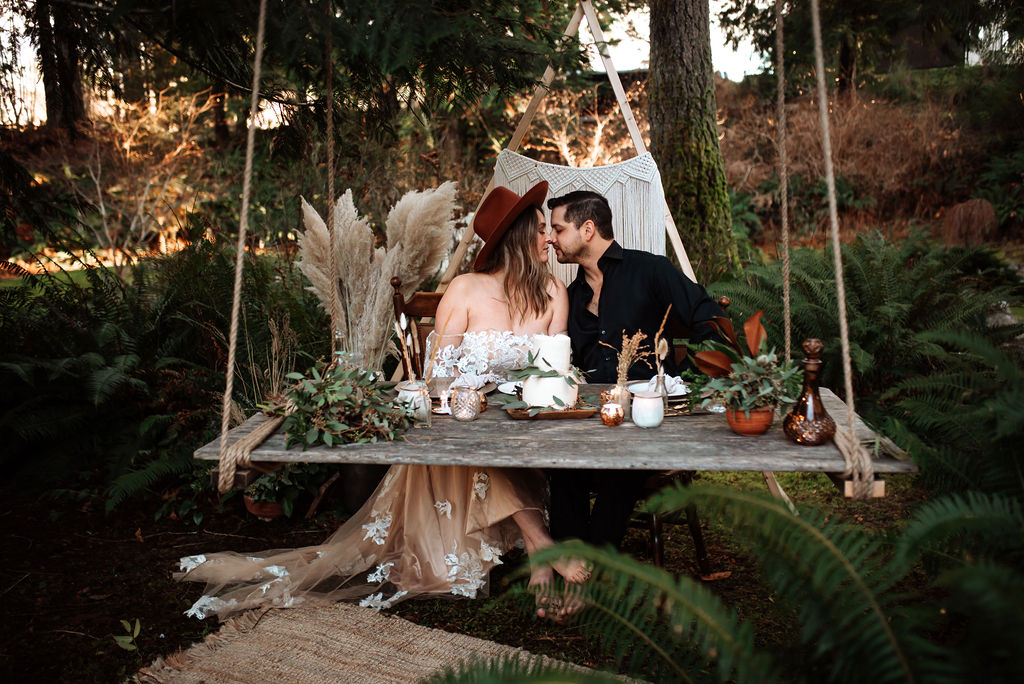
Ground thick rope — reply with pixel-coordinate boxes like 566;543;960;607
774;0;792;364
218;0;269;495
810;0;874;497
325;2;342;354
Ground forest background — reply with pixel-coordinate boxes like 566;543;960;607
1;1;1023;682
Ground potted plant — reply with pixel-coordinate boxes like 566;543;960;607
692;311;802;436
243;463;337;519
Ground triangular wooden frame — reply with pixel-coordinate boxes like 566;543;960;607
438;0;697;290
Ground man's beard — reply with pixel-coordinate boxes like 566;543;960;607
554;245;581;264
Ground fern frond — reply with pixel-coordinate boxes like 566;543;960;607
105;452;197;511
896;492;1024;569
646;484;920;684
424;653;621;684
522;541;777;684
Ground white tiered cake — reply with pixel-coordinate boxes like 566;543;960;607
521;334;578;409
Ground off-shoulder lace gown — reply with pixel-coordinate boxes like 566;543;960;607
178;331;545;620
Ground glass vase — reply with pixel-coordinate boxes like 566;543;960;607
783;338;836;445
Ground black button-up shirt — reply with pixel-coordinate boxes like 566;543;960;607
567;242;724;383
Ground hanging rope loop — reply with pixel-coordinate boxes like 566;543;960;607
217;0;269;495
808;0;874;497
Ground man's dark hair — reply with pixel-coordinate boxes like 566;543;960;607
547;191;613;240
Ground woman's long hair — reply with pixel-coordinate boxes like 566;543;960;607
476;206;551;323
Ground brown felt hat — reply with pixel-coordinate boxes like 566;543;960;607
472;182;549;270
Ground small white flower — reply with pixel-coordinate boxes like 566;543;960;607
399;312;408;331
367;561;394;583
178;555;206;573
434;500;453;519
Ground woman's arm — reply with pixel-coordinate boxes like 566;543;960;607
546;277;569;335
434;274;471;341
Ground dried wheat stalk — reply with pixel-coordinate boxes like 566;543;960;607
600;331;652;387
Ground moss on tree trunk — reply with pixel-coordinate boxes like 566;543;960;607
649;0;738;282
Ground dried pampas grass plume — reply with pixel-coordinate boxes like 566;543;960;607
386;181;458;299
298;184;458;368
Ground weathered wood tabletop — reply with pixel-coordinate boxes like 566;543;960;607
195;386;916;475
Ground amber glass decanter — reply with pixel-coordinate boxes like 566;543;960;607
783;338;836;445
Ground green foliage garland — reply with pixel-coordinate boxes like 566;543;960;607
276;361;412;450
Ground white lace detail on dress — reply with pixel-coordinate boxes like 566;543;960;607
445;542;486;598
362;512;392;545
367;561;394;583
480;540;503;564
427;330;537;384
434;500;452;519
473;472;489;500
179;555;206;573
359;590;408;611
185;595;238;620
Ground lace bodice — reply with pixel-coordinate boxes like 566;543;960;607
428;330;537;385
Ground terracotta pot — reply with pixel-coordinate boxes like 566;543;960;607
244;494;285;519
725;406;775;436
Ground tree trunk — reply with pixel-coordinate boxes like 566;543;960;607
649;0;737;282
212;81;230;147
837;33;857;96
34;0;87;133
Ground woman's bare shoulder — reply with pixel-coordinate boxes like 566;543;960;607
547;275;568;296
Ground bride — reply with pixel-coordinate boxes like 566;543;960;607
177;182;587;620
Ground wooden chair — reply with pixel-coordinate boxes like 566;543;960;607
391;277;443;380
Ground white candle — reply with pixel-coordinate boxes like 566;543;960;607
533;334;571;372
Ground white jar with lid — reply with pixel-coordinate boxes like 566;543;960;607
631;390;664;428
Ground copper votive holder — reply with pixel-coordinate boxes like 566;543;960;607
601;402;624;426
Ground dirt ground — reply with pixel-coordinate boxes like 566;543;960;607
0;468;930;683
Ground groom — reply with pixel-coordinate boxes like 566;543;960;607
545;190;724;549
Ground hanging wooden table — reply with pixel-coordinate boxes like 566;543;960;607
195;387;915;485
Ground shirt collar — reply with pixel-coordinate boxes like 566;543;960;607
596;241;623;272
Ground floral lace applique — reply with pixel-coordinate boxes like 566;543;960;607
367;561;394;583
444;542;486;598
427;330;536;383
179;555;206;573
359;590;408;611
480;540;503;564
185;595;238;620
434;500;453;519
473;472;490;500
362;512;392;545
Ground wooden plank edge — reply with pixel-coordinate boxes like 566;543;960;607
827;473;886;498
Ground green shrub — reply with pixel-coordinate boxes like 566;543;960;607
709;232;1023;421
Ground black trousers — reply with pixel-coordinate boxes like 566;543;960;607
547;468;650;548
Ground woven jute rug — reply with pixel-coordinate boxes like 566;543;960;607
135;603;574;683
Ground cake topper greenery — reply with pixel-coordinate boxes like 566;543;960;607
490;350;587;416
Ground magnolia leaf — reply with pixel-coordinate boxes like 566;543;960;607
694;350;734;378
707;316;741;352
744;311;767;357
553;396;565;407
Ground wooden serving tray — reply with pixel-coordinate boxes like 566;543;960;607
505;407;599;420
